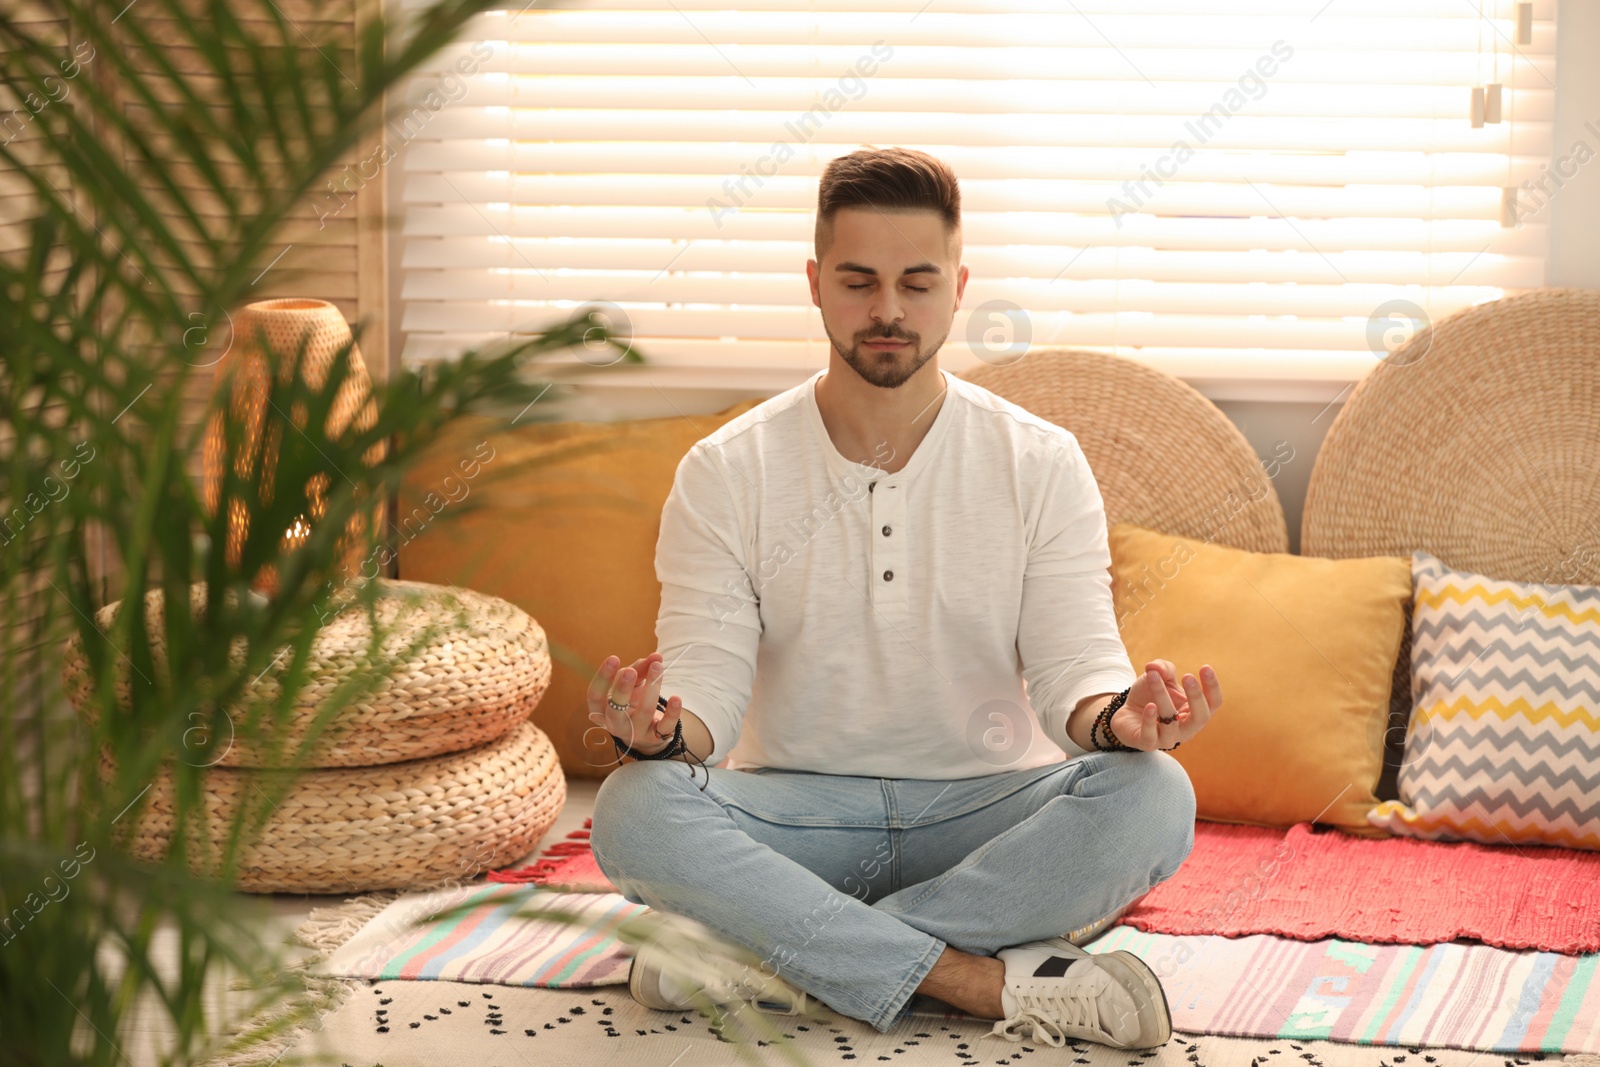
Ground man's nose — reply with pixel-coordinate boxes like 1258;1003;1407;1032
869;298;905;328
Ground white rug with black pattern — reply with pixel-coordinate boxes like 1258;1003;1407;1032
273;976;1585;1067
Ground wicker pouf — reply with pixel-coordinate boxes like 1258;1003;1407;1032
61;579;553;768
109;720;566;894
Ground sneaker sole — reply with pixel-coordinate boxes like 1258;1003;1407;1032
627;951;682;1011
1038;938;1173;1049
622;912;685;1011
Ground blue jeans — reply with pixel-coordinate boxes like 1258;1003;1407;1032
590;749;1196;1033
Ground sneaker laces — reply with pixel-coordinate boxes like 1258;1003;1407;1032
990;980;1109;1047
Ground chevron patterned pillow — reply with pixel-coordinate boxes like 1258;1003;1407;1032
1367;551;1600;851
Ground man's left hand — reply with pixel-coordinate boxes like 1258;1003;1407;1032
1111;660;1223;752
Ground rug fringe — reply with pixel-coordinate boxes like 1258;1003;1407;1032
199;879;470;1066
197;972;357;1067
295;890;406;955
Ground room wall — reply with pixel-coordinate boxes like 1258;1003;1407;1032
1549;0;1600;292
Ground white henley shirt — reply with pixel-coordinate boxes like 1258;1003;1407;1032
653;366;1140;779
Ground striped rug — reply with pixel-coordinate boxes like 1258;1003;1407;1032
313;885;1600;1054
318;883;646;987
313;882;1600;1054
1085;925;1600;1054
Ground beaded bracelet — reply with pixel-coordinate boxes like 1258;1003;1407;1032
1092;689;1137;752
1091;688;1183;752
609;696;714;791
611;696;687;762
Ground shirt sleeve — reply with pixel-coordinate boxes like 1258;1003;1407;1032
1016;434;1140;758
653;440;760;765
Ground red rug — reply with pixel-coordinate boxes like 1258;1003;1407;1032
491;818;1600;954
490;819;614;892
1119;820;1600;954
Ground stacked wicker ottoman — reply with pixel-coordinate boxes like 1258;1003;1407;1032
61;580;565;894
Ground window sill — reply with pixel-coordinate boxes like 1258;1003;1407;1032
477;353;1376;411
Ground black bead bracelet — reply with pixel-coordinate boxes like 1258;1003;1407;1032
1092;688;1136;752
610;696;687;762
607;697;714;791
1091;687;1181;752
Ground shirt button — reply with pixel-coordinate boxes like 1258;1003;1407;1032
881;525;891;536
883;570;894;581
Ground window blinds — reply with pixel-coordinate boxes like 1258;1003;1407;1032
394;0;1557;400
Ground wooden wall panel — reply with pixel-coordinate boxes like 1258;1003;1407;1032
3;0;391;634
1;10;77;657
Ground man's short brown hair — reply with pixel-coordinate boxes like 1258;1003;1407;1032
814;147;961;263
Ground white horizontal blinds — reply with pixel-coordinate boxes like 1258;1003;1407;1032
396;0;1557;388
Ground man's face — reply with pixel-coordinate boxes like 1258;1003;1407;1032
807;206;968;390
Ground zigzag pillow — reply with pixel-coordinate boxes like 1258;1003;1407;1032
1367;551;1600;851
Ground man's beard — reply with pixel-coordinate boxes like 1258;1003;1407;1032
822;320;948;390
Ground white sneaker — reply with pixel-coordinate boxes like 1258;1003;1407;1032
990;936;1172;1049
619;909;811;1016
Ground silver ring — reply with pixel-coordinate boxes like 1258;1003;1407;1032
606;697;630;712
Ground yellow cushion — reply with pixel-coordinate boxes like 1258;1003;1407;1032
396;398;767;778
1108;522;1411;835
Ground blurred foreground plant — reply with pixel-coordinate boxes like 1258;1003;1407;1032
0;1;755;1063
423;890;834;1067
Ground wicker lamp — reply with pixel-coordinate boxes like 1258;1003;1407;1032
201;297;385;594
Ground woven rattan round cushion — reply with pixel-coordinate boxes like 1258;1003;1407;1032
958;348;1289;552
1302;287;1600;579
110;720;565;893
60;579;552;768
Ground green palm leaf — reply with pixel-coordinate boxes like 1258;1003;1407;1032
0;1;792;1064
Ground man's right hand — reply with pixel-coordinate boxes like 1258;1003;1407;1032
587;652;685;757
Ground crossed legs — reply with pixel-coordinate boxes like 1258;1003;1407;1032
590;751;1195;1032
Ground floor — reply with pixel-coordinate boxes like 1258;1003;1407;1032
115;773;1597;1067
123;777;603;1067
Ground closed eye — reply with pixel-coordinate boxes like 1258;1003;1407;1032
847;284;929;292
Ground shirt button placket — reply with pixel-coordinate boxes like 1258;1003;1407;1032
872;480;907;608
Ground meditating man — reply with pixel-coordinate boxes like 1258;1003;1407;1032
585;146;1221;1051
